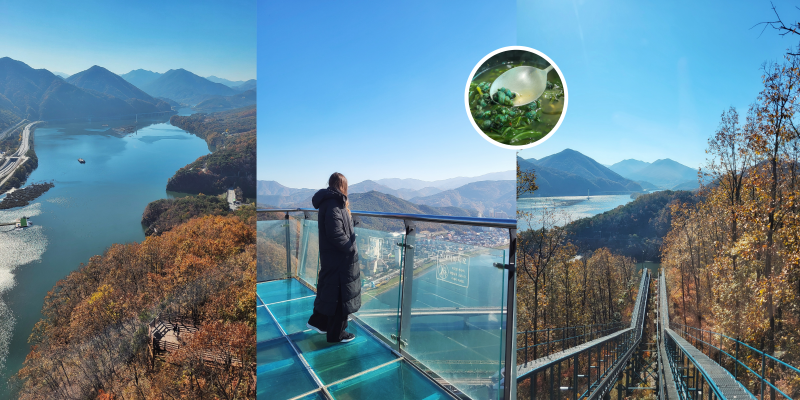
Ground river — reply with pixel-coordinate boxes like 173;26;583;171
516;194;636;230
0;112;208;397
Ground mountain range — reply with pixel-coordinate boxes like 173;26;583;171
518;149;643;196
519;149;702;196
120;69;257;105
373;170;514;191
0;57;153;123
66;66;173;114
258;175;516;217
608;158;699;189
349;180;441;200
138;69;239;105
206;76;257;91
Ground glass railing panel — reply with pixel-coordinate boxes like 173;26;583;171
328;360;453;400
404;236;507;400
256;339;318;400
291;323;398;384
257;306;283;343
297;219;321;288
257;219;298;282
352;226;405;351
269;295;317;335
257;279;314;305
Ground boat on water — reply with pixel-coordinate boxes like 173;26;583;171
78;158;85;164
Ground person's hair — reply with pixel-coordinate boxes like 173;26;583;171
328;172;350;210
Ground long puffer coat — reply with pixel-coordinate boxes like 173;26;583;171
312;187;361;316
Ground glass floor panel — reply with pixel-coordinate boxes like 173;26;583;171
257;306;283;342
291;323;397;384
328;360;451;400
257;278;457;400
258;279;315;305
269;295;317;335
257;339;318;400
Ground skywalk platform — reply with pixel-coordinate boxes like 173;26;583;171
257;279;455;400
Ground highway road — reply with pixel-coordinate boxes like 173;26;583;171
0;122;39;187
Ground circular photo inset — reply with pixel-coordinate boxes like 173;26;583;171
465;46;567;149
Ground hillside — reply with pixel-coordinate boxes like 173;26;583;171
16;215;256;399
66;66;173;113
0;57;141;120
533;149;643;192
409;180;515;216
672;179;700;190
141;194;232;236
142;69;237;105
349;191;480;232
564;190;698;261
234;79;257;91
194;89;256;112
120;69;162;88
167;106;256;197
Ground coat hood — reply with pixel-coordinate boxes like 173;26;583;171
312;187;347;209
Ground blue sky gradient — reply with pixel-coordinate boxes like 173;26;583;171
258;0;516;189
0;0;256;80
517;0;800;168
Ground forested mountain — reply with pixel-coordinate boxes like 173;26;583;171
0;57;143;121
193;89;256;112
17;214;256;398
563;190;697;261
120;69;162;88
167;106;256;197
141;194;233;236
66;66;173;113
142;69;237;105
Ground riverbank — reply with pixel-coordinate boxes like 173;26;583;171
0;182;54;210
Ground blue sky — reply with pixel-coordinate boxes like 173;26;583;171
517;0;800;169
0;0;256;80
258;0;516;189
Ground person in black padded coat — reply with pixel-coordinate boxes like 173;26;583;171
306;172;361;343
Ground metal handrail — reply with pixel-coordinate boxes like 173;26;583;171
515;269;650;400
671;322;799;400
257;208;517;229
517;322;627;364
663;328;728;399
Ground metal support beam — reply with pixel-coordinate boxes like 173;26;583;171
503;228;517;400
285;212;292;277
398;220;416;351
